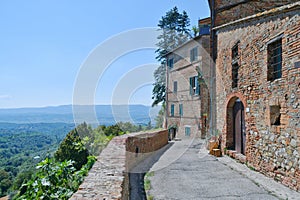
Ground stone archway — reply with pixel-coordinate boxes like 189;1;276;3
226;96;246;155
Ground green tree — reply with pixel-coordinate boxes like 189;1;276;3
75;122;93;139
16;157;96;200
138;125;143;132
12;170;33;191
103;124;124;136
192;25;199;37
88;127;111;156
75;122;95;154
155;104;165;128
152;7;190;106
54;129;89;170
0;169;12;197
152;64;166;106
146;121;152;130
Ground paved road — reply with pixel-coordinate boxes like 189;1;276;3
147;138;299;200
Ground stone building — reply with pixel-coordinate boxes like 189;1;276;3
166;18;211;139
209;0;300;191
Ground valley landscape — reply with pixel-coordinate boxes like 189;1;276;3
0;104;160;197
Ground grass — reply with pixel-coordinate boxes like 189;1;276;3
147;195;154;200
144;171;155;200
144;178;151;190
245;162;256;171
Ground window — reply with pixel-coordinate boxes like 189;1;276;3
267;38;282;81
232;42;239;88
190;47;198;62
270;105;281;126
179;104;183;117
168;58;174;68
185;127;191;136
173;81;177;93
232;43;239;61
232;63;239;88
170;104;175;117
190;76;200;95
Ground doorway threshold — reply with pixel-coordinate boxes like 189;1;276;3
225;150;246;164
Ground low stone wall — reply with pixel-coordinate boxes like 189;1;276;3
70;129;168;200
126;130;169;172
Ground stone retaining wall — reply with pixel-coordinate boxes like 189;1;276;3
71;129;168;200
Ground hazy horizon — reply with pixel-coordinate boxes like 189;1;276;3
0;103;161;110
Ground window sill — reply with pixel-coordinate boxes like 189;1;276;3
267;78;282;83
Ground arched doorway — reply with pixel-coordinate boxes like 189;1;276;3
226;97;246;155
168;125;177;141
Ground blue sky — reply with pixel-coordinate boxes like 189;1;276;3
0;0;210;108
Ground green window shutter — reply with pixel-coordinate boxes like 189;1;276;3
194;48;198;61
189;77;193;95
174;81;177;93
168;58;173;68
185;127;191;136
171;104;174;117
179;104;183;117
195;77;200;95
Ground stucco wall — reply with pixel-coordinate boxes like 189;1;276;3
166;35;211;138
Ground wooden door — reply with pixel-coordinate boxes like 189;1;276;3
233;100;245;154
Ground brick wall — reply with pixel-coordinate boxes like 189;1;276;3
215;5;300;191
126;130;169;171
70;130;168;200
210;0;298;27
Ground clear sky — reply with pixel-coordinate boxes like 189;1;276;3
0;0;210;108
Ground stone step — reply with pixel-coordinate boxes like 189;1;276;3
212;148;222;157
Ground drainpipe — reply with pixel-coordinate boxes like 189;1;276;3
165;62;168;130
210;0;217;139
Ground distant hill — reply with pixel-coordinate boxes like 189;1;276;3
0;105;161;125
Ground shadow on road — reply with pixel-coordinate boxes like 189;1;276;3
129;142;174;200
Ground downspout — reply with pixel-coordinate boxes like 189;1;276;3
210;0;217;139
165;62;168;130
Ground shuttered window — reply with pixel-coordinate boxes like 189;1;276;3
170;104;175;117
189;76;200;95
179;104;183;117
190;47;198;62
173;81;177;93
168;58;174;68
185;127;191;136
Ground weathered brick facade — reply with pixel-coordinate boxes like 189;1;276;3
166;29;211;139
209;0;299;27
211;1;300;191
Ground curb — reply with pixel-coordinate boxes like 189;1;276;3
217;155;300;200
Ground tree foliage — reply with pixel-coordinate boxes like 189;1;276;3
12;170;33;191
152;64;166;106
12;121;155;199
192;25;199;37
0;123;73;198
155;7;190;63
54;129;89;170
15;156;96;200
0;169;12;196
155;103;165;128
152;7;190;106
